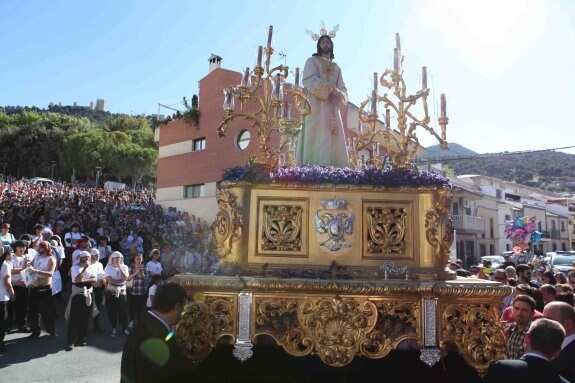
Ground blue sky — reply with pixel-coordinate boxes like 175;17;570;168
1;0;574;155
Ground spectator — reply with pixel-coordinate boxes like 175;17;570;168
104;251;129;337
28;241;57;339
146;249;163;278
66;251;96;350
484;318;568;383
7;240;30;333
1;245;16;353
543;301;575;382
0;223;16;246
506;295;536;360
542;271;558;286
540;284;557;306
121;283;190;383
127;254;148;328
501;285;543;324
89;248;104;333
516;264;539;288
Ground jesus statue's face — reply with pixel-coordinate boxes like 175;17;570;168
319;37;332;55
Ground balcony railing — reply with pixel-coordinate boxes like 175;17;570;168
451;214;484;233
551;229;561;239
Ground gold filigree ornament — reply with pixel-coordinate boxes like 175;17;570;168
424;188;454;268
366;207;407;255
306;20;339;41
175;297;236;362
440;303;507;374
262;205;303;251
360;300;420;358
214;189;244;258
298;296;377;367
254;298;314;356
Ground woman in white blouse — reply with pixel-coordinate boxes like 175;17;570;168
104;252;129;337
66;251;96;350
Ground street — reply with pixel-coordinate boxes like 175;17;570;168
0;296;124;383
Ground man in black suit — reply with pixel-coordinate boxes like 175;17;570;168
121;283;190;383
483;318;569;383
544;301;575;383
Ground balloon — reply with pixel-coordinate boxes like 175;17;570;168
518;241;529;250
531;231;542;244
524;221;536;233
513;246;523;254
514;217;524;228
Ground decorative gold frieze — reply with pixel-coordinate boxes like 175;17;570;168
261;204;303;251
299;296;378;367
366;207;407;255
175;295;236;362
424;188;454;269
440;302;507;375
360;300;420;358
214;189;244;258
254;298;313;356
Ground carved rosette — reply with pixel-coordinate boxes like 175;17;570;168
298;297;377;367
424;188;454;269
214;189;244;258
360;300;419;358
254;298;313;356
262;205;302;251
440;303;507;374
366;207;407;254
175;297;236;362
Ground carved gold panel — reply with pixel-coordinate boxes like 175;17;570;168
175;293;237;362
363;201;413;260
439;301;507;375
255;198;308;257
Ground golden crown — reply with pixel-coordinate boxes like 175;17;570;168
306;20;339;41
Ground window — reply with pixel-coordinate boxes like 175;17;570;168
193;138;206;151
479;244;486;257
236;130;251;150
496;189;502;199
489;218;494;238
184;184;205;199
489;244;495;255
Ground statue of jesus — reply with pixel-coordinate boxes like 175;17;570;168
296;34;349;168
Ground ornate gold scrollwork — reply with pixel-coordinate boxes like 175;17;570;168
262;205;303;251
366;207;407;254
360;300;420;358
425;188;453;267
176;297;236;361
254;298;313;356
298;296;377;367
214;189;244;258
440;303;507;374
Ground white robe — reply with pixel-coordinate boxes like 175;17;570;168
296;55;349;168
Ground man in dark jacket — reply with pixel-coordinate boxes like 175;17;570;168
121;283;189;383
483;318;569;383
544;301;575;383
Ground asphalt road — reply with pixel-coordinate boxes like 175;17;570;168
1;296;124;383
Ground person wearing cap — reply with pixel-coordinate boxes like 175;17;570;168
65;250;97;350
89;248;104;333
71;237;91;266
27;240;57;339
1;245;16;353
6;240;31;333
104;251;130;337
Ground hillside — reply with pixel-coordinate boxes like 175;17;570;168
419;144;575;192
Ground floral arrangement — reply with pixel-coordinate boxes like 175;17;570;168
221;164;450;188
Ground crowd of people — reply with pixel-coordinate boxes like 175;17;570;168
0;178;216;355
449;254;575;382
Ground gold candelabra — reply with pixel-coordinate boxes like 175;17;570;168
217;26;311;169
348;33;448;170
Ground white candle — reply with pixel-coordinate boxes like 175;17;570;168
422;66;427;89
441;93;446;117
